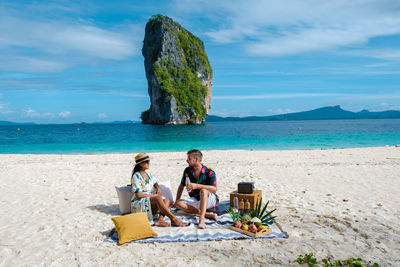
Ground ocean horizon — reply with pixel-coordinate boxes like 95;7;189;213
1;118;399;154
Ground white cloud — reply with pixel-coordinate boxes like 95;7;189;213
98;113;107;119
42;112;55;118
214;92;400;100
98;91;148;98
23;108;40;118
214;84;257;88
0;16;138;59
0;55;69;73
338;49;400;63
209;109;254;117
361;49;400;61
0;106;12;115
58;111;71;118
49;25;137;60
0;7;142;73
210;107;297;117
365;102;400;111
22;108;56;118
214;93;344;100
174;0;400;57
0;95;13;114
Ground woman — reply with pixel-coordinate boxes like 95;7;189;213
131;153;187;227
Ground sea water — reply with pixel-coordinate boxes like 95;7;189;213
0;119;399;154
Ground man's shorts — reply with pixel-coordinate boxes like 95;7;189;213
183;192;218;209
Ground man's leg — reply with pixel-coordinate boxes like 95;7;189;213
175;199;200;214
198;189;209;229
176;197;218;221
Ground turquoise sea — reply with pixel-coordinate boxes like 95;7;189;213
0;119;399;154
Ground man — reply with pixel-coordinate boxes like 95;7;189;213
175;149;219;229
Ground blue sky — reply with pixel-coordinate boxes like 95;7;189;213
1;0;400;123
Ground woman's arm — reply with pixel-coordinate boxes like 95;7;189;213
135;192;163;199
153;183;163;196
134;183;162;199
131;173;156;199
134;191;154;199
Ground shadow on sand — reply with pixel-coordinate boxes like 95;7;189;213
87;204;121;216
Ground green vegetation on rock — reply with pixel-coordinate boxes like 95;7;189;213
147;14;212;120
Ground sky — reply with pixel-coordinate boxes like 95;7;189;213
1;0;400;123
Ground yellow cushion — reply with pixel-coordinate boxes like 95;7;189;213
111;212;157;245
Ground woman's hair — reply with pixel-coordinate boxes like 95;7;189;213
131;161;148;178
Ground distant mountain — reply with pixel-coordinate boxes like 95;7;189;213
2;107;399;125
206;105;400;122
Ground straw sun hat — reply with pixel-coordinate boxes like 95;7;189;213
134;153;150;165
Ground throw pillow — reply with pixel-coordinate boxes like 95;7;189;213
111;212;157;245
115;186;133;215
157;180;174;204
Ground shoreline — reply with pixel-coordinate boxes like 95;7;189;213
1;146;399;265
1;144;399;156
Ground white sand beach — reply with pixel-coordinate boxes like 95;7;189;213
0;146;399;266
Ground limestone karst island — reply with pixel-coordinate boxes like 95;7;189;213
141;15;213;125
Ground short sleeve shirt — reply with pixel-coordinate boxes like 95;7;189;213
180;165;219;202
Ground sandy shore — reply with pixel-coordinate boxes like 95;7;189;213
0;147;399;266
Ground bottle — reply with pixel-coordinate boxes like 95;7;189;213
239;199;245;215
233;194;239;213
185;177;192;194
245;199;250;214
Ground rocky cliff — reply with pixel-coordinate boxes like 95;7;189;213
141;15;212;124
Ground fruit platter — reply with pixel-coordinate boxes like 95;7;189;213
228;198;276;237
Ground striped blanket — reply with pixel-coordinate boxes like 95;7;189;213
107;213;287;244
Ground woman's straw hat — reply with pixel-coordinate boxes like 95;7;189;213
135;153;150;165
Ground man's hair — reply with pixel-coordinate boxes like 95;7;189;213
187;149;203;161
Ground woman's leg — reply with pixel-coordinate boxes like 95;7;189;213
150;195;188;226
151;200;170;227
157;199;171;227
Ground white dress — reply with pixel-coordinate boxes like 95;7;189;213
131;171;157;223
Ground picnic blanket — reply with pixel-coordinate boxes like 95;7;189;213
107;213;288;244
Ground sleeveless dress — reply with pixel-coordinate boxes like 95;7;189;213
131;171;157;223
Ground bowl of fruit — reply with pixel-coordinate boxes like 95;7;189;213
228;198;276;237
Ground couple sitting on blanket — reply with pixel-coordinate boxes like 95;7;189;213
131;149;219;229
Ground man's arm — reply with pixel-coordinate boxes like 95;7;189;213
187;183;217;194
176;168;188;202
187;168;217;194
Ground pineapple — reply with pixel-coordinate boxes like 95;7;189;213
241;214;252;225
249;198;277;225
